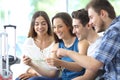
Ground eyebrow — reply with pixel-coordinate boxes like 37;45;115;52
73;25;79;27
35;20;47;23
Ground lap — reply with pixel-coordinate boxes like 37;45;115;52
15;76;62;80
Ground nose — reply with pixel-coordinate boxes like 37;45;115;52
72;27;76;34
89;20;92;25
38;24;42;28
54;27;59;33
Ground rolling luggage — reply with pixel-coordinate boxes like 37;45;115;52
0;25;18;80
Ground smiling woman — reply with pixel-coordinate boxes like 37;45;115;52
10;11;58;80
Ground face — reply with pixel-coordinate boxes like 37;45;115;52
53;18;70;39
72;19;87;40
88;7;105;32
34;16;48;35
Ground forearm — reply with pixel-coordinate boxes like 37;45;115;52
58;60;83;72
74;69;97;80
29;62;57;77
67;50;102;71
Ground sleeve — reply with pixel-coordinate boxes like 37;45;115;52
93;29;120;64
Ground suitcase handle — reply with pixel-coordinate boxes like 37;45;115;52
4;25;16;29
3;25;17;60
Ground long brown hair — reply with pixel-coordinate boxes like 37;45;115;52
52;12;75;43
28;11;52;38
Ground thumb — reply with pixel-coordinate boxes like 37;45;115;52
23;55;25;58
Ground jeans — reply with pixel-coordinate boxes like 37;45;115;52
15;76;62;80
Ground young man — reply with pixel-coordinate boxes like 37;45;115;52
55;0;120;80
72;9;103;80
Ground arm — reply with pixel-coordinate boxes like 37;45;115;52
47;43;82;71
59;39;89;71
72;69;98;80
67;51;103;72
56;40;103;72
47;57;83;71
47;40;89;72
23;55;58;78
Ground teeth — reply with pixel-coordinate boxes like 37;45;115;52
38;29;44;32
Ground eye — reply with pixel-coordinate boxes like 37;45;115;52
74;25;79;28
57;25;62;28
35;22;39;26
41;21;47;26
52;26;56;29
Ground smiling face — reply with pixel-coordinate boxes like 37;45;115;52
88;7;106;33
52;18;70;40
34;16;48;36
72;18;88;40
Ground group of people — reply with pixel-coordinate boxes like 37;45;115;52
14;0;120;80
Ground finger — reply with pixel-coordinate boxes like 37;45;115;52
22;74;33;80
23;55;26;58
19;74;26;79
22;76;29;80
51;50;56;53
19;74;29;80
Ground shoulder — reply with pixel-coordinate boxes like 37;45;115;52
78;39;89;55
52;43;59;51
51;43;59;58
23;37;34;45
78;39;89;47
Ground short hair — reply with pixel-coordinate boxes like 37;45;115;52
52;12;75;43
28;11;52;38
72;9;89;27
86;0;116;19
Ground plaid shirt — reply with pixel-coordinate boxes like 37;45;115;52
94;16;120;80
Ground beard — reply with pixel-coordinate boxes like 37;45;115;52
97;20;106;33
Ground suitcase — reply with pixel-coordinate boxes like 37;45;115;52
3;25;19;65
0;25;18;80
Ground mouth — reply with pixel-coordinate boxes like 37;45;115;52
38;28;44;32
56;32;63;39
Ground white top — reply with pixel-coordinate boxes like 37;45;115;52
87;36;103;80
22;37;57;70
87;37;102;57
11;37;57;79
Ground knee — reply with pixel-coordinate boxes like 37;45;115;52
28;76;40;80
15;78;20;80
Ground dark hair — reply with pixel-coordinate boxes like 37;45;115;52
28;11;52;38
72;9;89;27
52;12;75;43
86;0;116;19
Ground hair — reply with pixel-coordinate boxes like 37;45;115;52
72;9;89;27
52;12;75;43
86;0;116;19
28;11;52;38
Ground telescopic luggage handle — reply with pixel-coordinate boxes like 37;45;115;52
4;25;16;61
4;25;16;29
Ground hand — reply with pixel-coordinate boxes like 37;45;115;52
46;58;61;68
23;55;32;66
18;73;37;80
52;48;68;58
72;77;81;80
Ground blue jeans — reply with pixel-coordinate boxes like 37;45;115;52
15;76;62;80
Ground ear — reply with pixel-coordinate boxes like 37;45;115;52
100;10;108;17
86;23;91;29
